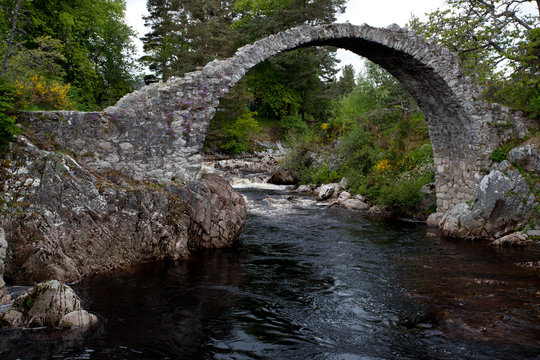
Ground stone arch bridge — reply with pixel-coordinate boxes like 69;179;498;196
25;23;528;212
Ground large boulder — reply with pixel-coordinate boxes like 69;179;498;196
507;140;539;174
440;161;537;239
341;199;370;210
268;169;295;185
316;183;339;201
1;137;246;284
0;280;97;328
182;174;246;250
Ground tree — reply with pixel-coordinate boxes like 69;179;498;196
410;0;539;114
232;0;345;125
0;0;138;110
0;0;23;76
335;64;356;96
141;0;238;81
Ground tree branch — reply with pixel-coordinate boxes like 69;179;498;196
2;0;23;77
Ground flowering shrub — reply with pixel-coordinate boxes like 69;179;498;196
374;159;392;172
15;74;73;110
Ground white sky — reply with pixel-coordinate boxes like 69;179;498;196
124;0;446;75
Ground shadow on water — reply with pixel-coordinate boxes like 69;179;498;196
1;187;539;359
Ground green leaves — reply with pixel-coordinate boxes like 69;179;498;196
0;78;20;149
0;0;138;110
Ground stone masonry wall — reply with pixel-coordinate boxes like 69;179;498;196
20;23;533;212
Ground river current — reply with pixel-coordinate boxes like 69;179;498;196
1;184;540;359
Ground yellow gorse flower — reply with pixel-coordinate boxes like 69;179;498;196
374;159;392;172
16;73;73;110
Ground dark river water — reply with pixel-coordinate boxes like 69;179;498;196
2;186;540;359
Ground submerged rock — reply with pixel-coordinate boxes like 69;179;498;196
295;185;312;193
368;205;392;218
427;212;444;227
492;233;531;247
440;161;537;239
0;280;98;328
1;137;246;284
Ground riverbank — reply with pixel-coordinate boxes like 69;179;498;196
0;136;247;328
2;183;539;359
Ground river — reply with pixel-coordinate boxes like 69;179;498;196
1;184;540;359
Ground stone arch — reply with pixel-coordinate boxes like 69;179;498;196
101;23;522;212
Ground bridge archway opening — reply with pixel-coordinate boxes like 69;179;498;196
108;24;503;212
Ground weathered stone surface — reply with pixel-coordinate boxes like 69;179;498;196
353;194;367;202
296;185;312;193
339;177;349;189
341;198;370;210
317;184;339;201
507;141;540;174
20;24;536;214
58;310;99;328
0;280;97;328
183;174;246;250
426;212;444;227
368;205;392;217
1;137;246;284
528;229;540;237
338;191;351;202
268;169;295;185
440;161;537;239
0;227;9;305
492;232;531;247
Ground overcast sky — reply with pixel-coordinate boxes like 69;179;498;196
124;0;446;74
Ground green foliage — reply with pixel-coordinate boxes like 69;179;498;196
22;296;35;310
339;126;380;176
280;112;308;135
486;28;540;116
279;130;320;181
489;148;507;163
334;65;356;96
219;108;259;154
277;60;436;215
377;173;434;213
300;162;341;185
410;0;540;117
0;77;19;149
0;0;137;110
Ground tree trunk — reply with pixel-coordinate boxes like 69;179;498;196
1;0;24;77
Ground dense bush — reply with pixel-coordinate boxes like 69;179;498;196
377;173;433;212
219;108;259;154
14;74;73;110
280;112;308;135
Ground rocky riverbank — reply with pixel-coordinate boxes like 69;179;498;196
203;142;539;245
0;136;246;328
